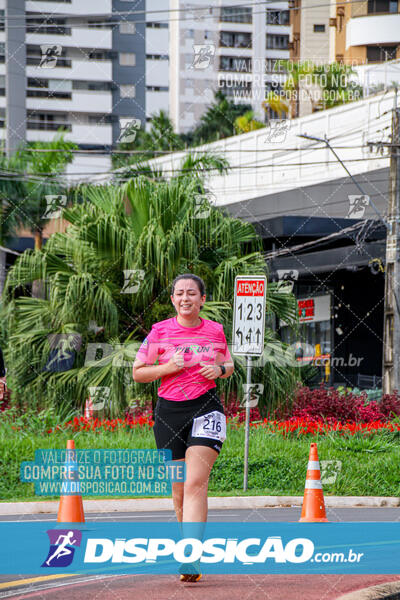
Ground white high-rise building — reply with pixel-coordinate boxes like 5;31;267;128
167;0;290;133
146;0;169;123
4;0;146;176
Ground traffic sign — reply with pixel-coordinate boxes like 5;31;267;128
232;276;267;356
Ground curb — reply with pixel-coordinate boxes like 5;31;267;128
336;581;400;599
0;496;399;515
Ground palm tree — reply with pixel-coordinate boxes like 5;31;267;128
2;158;299;418
16;132;78;252
234;110;265;134
113;110;184;170
191;91;253;144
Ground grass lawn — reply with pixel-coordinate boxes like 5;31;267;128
1;425;400;501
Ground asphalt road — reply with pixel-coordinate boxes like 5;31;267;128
1;508;400;599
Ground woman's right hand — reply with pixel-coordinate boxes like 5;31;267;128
163;348;185;375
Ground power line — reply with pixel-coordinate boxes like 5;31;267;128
0;0;369;22
13;144;384;154
0;154;389;179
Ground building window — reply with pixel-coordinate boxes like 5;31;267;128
87;50;114;61
266;34;289;49
146;54;168;60
368;0;398;11
313;24;326;32
146;85;169;91
218;80;252;98
88;115;112;124
27;112;71;131
72;81;111;91
220;56;252;72
188;29;195;38
366;45;398;62
220;31;252;48
87;20;112;29
120;21;136;34
120;84;136;98
146;22;168;28
26;44;70;67
119;53;136;66
266;9;290;25
220;6;252;23
26;17;70;35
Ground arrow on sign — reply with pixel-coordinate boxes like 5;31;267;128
236;329;243;344
255;329;261;343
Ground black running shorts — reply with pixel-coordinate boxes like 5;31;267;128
153;389;226;460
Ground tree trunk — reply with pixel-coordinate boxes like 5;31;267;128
34;230;42;251
0;249;6;297
32;230;45;299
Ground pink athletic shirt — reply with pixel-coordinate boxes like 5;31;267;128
134;316;232;401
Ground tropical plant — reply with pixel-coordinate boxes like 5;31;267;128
262;92;289;120
234;111;265;134
15;132;78;251
113;110;185;170
190;91;253;144
2;153;299;418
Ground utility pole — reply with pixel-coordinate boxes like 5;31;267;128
382;90;400;394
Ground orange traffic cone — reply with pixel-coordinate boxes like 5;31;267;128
57;440;85;523
299;442;328;523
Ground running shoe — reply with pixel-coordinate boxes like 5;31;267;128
179;561;202;582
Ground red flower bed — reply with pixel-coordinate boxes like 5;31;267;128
277;385;400;424
46;414;400;436
247;417;400;435
47;413;155;433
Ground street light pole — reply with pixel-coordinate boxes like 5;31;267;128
382;92;400;394
297;132;400;393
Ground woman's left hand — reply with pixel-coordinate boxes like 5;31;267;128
199;362;221;380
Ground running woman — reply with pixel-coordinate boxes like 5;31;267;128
132;274;234;582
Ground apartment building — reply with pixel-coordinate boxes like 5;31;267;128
3;0;145;174
169;0;290;133
146;0;169;124
290;0;400;115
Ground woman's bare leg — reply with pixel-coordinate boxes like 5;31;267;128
171;459;185;522
182;446;219;523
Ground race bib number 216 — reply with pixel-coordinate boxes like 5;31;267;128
191;411;226;442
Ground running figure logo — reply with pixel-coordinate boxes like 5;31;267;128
42;529;82;567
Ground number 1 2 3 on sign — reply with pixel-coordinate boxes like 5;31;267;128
232;276;267;356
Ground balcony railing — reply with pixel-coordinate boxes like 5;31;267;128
26;56;72;67
27;122;72;131
27;90;72;99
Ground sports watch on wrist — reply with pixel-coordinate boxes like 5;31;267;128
219;365;226;376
